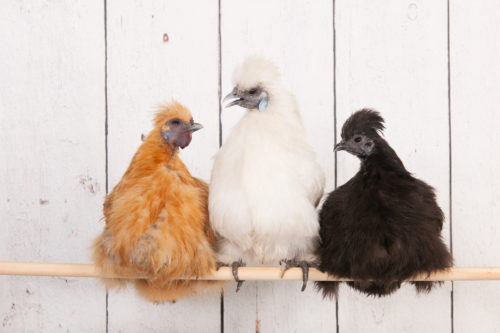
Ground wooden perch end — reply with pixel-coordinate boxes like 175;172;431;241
1;262;500;281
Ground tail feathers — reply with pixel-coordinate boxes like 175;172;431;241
93;234;225;303
135;279;225;303
348;280;401;297
412;281;443;293
315;281;339;299
349;280;442;296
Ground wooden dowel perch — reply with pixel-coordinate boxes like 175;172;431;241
1;262;500;281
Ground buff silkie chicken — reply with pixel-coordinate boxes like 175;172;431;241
93;101;221;303
316;109;453;298
209;57;325;291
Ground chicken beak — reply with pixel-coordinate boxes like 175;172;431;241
188;123;204;132
223;88;242;108
334;141;346;152
223;91;237;102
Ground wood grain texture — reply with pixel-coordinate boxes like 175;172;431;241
220;0;336;331
450;0;500;332
335;0;452;331
4;263;500;281
105;0;221;331
0;1;106;332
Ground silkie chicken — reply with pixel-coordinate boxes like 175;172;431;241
316;109;452;298
93;101;221;303
209;56;325;291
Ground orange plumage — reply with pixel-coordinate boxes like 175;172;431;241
93;101;220;302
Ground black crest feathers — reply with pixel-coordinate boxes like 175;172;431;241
316;108;453;298
341;109;385;139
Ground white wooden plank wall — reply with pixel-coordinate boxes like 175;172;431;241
450;1;500;332
0;0;499;332
0;1;107;332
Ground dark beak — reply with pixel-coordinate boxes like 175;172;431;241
334;141;346;152
223;87;242;108
188;123;203;132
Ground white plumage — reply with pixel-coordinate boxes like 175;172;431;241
209;57;325;271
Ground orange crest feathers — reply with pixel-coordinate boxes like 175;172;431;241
153;101;193;130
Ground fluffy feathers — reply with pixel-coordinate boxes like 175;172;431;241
231;56;282;93
341;109;385;139
209;57;325;269
93;102;221;302
316;109;453;297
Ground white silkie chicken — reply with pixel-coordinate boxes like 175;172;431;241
209;57;325;291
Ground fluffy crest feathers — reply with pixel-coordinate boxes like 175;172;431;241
232;56;281;91
153;101;193;129
341;109;385;140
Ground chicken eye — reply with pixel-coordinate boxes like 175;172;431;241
354;136;362;143
248;88;258;95
171;119;181;126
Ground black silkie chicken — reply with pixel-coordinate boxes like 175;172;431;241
316;109;453;297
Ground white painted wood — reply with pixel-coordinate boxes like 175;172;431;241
450;1;500;332
109;287;220;333
0;1;106;332
222;282;259;332
105;0;221;331
339;284;452;332
220;0;336;331
2;0;500;332
335;0;452;331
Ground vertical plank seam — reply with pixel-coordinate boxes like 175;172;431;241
104;0;109;193
333;0;337;188
220;291;224;333
218;0;223;149
447;0;454;332
332;0;339;332
447;0;453;260
103;0;109;332
255;283;259;333
218;1;224;332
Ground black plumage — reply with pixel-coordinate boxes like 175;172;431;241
316;109;453;298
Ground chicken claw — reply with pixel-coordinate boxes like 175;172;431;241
231;259;246;292
280;259;319;292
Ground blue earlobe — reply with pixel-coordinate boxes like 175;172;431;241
258;97;268;112
162;130;172;141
